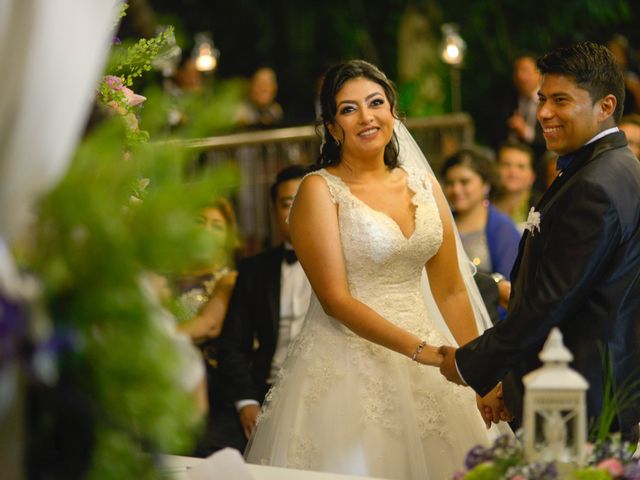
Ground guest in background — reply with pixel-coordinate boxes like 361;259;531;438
493;53;547;192
175;197;240;343
507;55;543;148
441;147;521;281
493;140;543;231
607;35;640;115
620;113;640;160
171;197;240;455
214;164;311;452
234;67;284;130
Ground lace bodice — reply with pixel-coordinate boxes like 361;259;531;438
246;146;497;480
307;166;443;330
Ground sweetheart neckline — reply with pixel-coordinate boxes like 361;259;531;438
321;166;421;242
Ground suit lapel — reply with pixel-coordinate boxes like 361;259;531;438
509;132;627;281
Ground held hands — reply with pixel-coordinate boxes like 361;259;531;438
413;344;444;367
476;383;513;429
436;346;514;426
437;345;465;385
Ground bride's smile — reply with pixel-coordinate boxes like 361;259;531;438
329;77;395;159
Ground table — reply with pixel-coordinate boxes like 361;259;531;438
161;452;383;480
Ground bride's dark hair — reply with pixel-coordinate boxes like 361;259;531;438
317;60;400;169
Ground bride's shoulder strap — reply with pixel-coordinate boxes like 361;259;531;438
403;163;435;199
303;168;344;205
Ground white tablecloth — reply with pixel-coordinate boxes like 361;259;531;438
161;452;382;480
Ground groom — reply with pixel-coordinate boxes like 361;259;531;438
440;42;640;442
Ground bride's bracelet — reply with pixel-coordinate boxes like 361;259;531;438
411;340;427;362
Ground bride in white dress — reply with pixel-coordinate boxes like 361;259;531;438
244;60;504;479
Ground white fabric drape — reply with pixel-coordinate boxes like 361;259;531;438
0;0;121;244
0;3;120;478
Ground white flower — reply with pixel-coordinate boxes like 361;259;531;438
524;207;541;236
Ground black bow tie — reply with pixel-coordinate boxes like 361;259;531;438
283;249;298;264
556;154;574;172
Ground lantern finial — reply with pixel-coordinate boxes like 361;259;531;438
539;327;574;364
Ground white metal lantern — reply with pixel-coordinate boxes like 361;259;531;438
523;328;589;468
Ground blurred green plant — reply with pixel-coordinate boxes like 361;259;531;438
22;11;240;479
139;79;245;140
590;345;640;444
107;26;175;88
26;114;238;479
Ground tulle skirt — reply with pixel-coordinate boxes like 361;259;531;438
244;296;496;480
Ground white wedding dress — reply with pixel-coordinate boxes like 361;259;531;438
244;164;493;479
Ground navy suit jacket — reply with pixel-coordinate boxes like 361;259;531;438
457;131;640;441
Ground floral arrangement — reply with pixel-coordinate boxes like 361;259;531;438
454;434;640;480
15;9;239;480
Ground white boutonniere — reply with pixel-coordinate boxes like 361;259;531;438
524;207;541;236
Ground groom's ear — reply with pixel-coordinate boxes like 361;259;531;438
596;94;616;123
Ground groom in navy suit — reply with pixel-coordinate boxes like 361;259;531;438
440;42;640;442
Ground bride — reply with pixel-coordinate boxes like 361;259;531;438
244;60;504;479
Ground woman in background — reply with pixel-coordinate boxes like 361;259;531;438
441;148;521;281
175;197;239;343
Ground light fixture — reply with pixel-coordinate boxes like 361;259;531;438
192;32;220;73
440;23;466;66
440;23;466;112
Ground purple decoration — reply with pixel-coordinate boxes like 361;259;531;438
464;444;491;470
624;461;640;479
0;292;26;365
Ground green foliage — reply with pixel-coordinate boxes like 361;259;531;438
108;27;175;87
574;467;613;480
590;344;640;443
26;116;238;479
139;79;245;139
462;462;503;479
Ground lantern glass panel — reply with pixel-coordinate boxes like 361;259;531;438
534;409;578;462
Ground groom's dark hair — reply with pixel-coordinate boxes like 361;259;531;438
270;164;309;204
537;42;625;122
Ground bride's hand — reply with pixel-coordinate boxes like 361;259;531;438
415;344;443;367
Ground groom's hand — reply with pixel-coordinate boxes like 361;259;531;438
476;383;512;428
438;346;464;385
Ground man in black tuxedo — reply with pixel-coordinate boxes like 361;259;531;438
214;164;311;451
440;42;640;443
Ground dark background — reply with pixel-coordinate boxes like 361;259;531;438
120;0;639;146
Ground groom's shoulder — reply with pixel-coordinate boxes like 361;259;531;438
582;144;640;192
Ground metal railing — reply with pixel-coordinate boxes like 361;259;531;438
187;113;475;254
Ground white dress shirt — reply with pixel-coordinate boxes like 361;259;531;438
235;246;311;412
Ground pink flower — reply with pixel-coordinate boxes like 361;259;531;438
122;87;146;106
509;476;527;480
102;75;146;107
104;75;124;91
597;458;624;477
